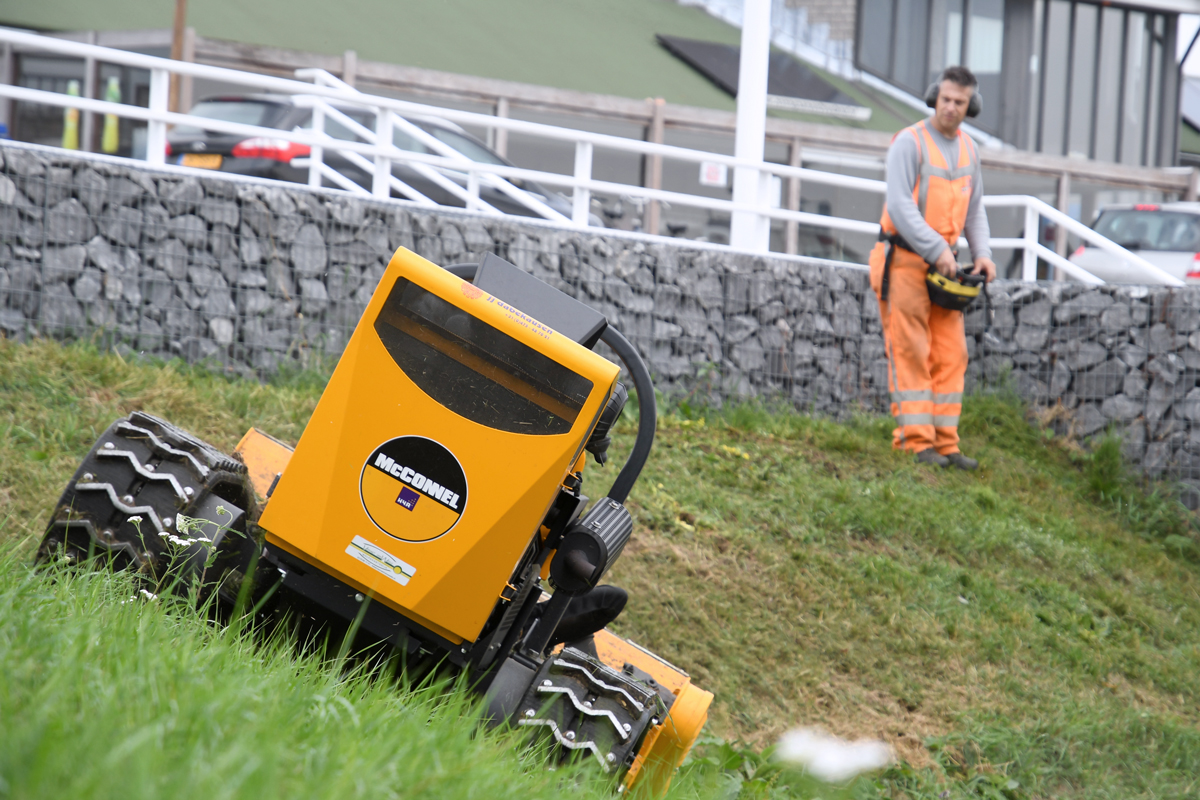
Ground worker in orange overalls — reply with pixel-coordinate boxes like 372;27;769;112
868;66;996;470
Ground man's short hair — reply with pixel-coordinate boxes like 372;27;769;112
940;65;977;90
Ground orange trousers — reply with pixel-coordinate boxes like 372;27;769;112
868;244;967;455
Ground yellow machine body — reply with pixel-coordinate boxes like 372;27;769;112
256;248;618;644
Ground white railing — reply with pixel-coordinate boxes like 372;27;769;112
0;28;1181;286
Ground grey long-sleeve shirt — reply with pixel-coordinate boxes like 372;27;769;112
885;123;992;264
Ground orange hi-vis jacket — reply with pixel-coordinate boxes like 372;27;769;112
868;119;979;456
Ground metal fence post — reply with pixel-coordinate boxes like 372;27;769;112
572;141;593;227
467;169;480;210
372;106;393;198
1022;204;1039;281
145;68;169;165
308;104;324;188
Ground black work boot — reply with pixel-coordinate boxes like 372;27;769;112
915;448;949;467
944;453;979;471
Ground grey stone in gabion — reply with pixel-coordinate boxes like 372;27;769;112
832;295;861;338
1074;403;1107;436
101;205;142;247
45;199;94;244
136;316;164;352
45;167;73;206
238;290;272;318
160;178;203;215
238;222;266;265
1147;323;1185;354
86;236;122;272
652;284;682;320
43;245;87;281
1123;370;1147;400
208;317;235;346
1143;441;1171;476
1015;325;1048;350
1010;369;1046;402
141;202;170;241
1099;302;1132;331
197;198;239;228
330;198;366;227
439;224;466;261
72;268;103;303
1074;359;1128;400
605;281;653;313
291;223;327;277
1128;300;1150;327
154;239;189;281
108;177;147;207
1146;354;1182;385
724;315;758;345
1055;292;1114;324
300;278;329;314
140;270;173;309
202;287;236;318
240;199;272;237
75;168;107;215
1012;351;1039;367
730;337;765;371
39;283;85;334
1101;393;1142;422
331;239;377;267
168;214;207;249
1062;340;1107;371
1019;299;1051;327
694;273;723;310
1146;378;1173;433
0;174;16;207
653;319;684;341
188;265;222;298
1167;291;1200;330
164;306;200;339
5;148;45;178
327;264;362;303
1116;343;1148;369
1180;388;1200;423
0;308;25;337
357;218;392;260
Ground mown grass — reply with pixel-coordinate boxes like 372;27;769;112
2;337;1199;799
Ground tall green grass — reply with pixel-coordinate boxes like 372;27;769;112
3;339;1200;799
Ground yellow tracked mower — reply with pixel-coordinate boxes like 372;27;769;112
37;248;712;794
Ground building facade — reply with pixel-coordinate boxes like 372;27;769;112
856;0;1197;167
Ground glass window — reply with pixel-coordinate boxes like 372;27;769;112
173;100;283;136
967;0;1005;74
298;109;373;141
373;278;594;435
1039;0;1072;155
393;128;433;154
427;128;507;165
1120;12;1148;165
1093;210;1200;252
1093;7;1125;163
857;0;895;76
945;0;964;68
1067;3;1098;159
894;0;930;93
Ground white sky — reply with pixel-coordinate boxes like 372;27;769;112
1180;15;1200;76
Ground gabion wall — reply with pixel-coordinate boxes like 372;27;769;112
2;142;1200;486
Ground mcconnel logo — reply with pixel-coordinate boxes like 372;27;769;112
359;436;468;542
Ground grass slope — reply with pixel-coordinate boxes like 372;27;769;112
2;338;1200;799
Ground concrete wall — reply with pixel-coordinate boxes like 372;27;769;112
3;142;1200;488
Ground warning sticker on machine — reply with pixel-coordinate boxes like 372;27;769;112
345;535;417;586
359;435;468;542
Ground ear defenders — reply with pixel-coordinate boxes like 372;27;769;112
925;80;982;118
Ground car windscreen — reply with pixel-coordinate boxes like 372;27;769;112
173;100;285;137
1093;210;1200;251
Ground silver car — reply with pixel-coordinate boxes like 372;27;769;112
1069;202;1200;284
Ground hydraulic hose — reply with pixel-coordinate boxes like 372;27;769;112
444;263;656;504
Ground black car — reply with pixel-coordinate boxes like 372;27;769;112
166;95;587;222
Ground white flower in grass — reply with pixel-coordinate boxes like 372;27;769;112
775;727;892;783
139;589;158;601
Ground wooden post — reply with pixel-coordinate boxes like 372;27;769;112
492;96;509;158
342;50;357;87
179;27;196;113
1054;171;1071;281
80;31;98;152
644;97;665;236
168;0;187;112
785;137;802;255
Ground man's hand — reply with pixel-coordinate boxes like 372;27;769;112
971;257;997;283
933;247;958;278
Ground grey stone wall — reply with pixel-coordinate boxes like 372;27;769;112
3;141;1200;485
